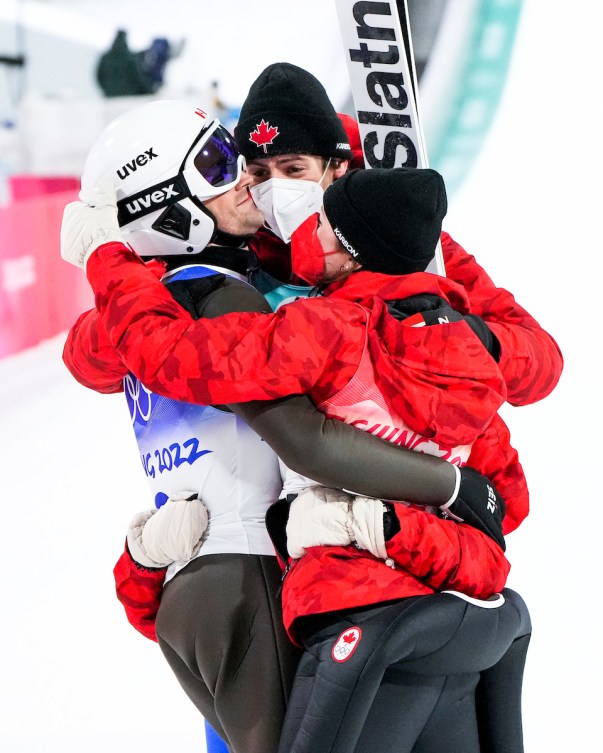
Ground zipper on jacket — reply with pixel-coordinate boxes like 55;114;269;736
276;562;291;599
265;496;295;597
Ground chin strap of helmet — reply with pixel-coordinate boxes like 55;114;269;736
209;227;253;249
192;199;254;250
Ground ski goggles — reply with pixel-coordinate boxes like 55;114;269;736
117;119;244;227
182;118;245;200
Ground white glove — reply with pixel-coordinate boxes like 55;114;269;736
286;486;354;559
60;181;123;270
126;491;209;568
350;497;389;560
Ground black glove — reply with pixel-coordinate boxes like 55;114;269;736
463;313;501;361
387;293;456;323
383;502;401;541
440;466;506;551
387;294;500;361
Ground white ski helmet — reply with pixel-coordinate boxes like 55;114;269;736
80;99;245;257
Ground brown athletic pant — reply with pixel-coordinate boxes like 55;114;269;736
156;553;302;753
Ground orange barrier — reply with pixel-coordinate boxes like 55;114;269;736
0;183;94;359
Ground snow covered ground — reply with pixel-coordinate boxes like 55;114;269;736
1;1;602;751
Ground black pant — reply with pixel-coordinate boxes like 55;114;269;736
156;553;302;753
278;589;531;753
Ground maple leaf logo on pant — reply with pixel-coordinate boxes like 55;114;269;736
331;627;362;662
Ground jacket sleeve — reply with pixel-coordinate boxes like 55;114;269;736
86;243;361;406
62;257;166;394
62;308;128;393
113;543;167;642
191;278;466;507
234;396;460;505
465;415;529;535
387;504;510;597
441;232;563;406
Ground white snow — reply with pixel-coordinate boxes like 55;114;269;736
1;1;601;751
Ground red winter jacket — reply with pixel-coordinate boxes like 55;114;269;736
77;241;536;641
64;234;559;641
65;232;562;407
113;547;165;641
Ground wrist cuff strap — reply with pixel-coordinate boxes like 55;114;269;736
441;464;462;510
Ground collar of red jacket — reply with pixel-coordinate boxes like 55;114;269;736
324;270;471;312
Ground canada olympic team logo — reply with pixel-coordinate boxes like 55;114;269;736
331;627;362;663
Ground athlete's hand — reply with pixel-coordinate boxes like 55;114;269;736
349;497;388;559
462;314;500;361
286;487;391;561
388;294;500;360
127;491;209;568
440;466;506;550
286;486;353;559
60;181;123;270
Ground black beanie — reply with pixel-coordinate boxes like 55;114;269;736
323;167;447;275
234;62;352;161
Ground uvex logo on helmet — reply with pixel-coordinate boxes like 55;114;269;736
116;175;190;226
116;148;158;180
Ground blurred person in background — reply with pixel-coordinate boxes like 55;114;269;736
96;29;182;97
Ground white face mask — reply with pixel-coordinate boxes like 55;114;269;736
250;178;325;243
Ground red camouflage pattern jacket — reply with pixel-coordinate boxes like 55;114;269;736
66;232;562;642
65;232;563;407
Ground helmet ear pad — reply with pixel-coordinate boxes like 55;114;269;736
149;199;219;254
152;203;192;241
121;196;217;257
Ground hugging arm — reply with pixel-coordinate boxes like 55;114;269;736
233;396;457;504
197;273;459;506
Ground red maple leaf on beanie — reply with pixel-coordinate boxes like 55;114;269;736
342;631;357;645
249;119;280;152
